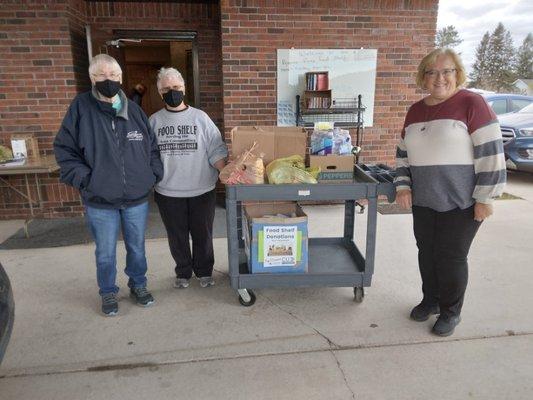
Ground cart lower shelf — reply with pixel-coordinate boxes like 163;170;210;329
231;237;369;291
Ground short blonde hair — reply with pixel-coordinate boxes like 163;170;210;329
88;54;122;77
416;48;466;89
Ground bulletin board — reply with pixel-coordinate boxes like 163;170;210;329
277;49;377;127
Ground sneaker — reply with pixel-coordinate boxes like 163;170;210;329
101;293;118;316
198;276;215;288
129;286;154;307
432;314;461;337
410;302;440;322
174;277;190;289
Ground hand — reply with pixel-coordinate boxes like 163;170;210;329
214;158;226;172
396;189;412;209
474;202;493;222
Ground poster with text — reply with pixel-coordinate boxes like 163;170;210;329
263;225;297;267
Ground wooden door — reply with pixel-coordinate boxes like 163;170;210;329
125;64;165;117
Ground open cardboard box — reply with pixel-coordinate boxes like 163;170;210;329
230;126;307;165
242;202;308;274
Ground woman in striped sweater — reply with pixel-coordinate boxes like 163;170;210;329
394;48;506;336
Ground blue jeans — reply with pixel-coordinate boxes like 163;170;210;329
85;202;149;295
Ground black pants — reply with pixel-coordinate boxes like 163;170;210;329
412;205;481;317
154;190;216;279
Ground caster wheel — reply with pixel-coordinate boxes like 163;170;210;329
354;287;364;303
238;289;256;306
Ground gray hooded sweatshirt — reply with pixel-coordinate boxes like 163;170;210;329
149;106;228;197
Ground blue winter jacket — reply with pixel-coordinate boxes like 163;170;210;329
54;88;164;209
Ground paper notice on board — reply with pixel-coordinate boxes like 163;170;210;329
11;139;27;159
263;225;297;267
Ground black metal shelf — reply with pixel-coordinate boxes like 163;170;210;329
295;95;365;129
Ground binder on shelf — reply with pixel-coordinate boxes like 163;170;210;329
316;73;328;90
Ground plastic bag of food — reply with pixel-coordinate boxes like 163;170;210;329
0;145;14;162
266;155;318;184
220;143;264;184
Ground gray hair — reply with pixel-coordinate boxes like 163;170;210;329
88;54;122;76
156;67;185;90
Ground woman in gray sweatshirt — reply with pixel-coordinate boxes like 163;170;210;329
149;67;227;289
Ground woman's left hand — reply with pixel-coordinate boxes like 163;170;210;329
474;202;493;222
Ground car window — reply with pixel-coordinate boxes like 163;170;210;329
518;103;533;114
511;99;533;112
487;99;507;115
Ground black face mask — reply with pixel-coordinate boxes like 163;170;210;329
95;79;121;98
163;90;184;108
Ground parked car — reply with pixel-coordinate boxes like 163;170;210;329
499;103;533;173
0;262;14;364
483;93;533;115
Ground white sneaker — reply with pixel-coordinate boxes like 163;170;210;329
198;276;215;288
174;278;190;289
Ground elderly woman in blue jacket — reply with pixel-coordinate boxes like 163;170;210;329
54;54;163;316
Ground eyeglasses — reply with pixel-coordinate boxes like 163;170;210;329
91;72;121;80
424;68;456;78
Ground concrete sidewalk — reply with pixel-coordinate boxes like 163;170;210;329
0;172;532;399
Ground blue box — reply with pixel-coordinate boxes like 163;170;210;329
243;203;308;274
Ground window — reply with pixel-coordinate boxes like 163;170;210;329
488;99;507;115
511;99;533;112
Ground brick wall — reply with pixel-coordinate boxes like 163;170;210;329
0;0;86;219
85;1;223;127
1;0;437;219
219;0;438;164
0;0;222;219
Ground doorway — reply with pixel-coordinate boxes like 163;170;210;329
86;28;199;117
122;40;194;116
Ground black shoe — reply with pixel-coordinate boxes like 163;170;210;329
432;314;461;337
101;293;118;316
410;302;440;322
129;286;154;307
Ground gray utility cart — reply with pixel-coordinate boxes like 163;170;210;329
225;165;396;306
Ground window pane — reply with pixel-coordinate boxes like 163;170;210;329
511;99;533;112
488;99;507;115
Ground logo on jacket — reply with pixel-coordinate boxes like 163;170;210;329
126;131;144;141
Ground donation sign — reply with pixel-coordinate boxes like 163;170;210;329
263;225;297;267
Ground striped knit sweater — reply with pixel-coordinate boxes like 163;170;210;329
394;89;506;212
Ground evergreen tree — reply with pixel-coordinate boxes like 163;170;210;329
484;23;516;92
435;25;463;49
469;32;490;89
515;33;533;79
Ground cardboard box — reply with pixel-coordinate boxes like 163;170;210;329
230;126;307;165
243;202;308;274
309;154;355;183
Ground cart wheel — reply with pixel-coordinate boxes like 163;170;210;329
354;287;364;303
238;289;256;307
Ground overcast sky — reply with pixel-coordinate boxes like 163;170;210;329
437;0;533;73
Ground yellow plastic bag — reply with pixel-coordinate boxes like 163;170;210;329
266;155;318;184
